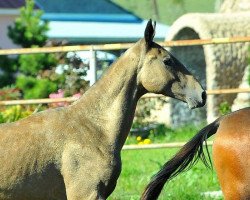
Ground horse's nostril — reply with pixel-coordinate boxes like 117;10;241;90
202;91;207;102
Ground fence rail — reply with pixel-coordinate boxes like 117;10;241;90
0;37;249;106
122;141;213;150
0;88;249;106
0;36;250;55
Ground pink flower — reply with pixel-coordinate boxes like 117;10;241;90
49;89;64;99
73;93;81;98
49;89;66;107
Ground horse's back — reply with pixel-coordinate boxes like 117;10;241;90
213;108;250;200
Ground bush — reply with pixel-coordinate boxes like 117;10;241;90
132;98;157;129
5;0;60;99
0;105;33;123
4;0;89;98
18;53;58;76
219;101;231;115
16;76;57;99
0;55;17;87
0;86;21;100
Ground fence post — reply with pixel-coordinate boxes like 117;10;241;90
89;47;97;85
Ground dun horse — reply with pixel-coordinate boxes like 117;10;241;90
0;20;206;200
141;107;250;200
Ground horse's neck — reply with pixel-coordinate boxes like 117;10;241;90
72;43;144;150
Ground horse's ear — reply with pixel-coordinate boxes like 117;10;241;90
144;19;156;49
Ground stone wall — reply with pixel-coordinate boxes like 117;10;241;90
220;0;250;12
231;66;250;111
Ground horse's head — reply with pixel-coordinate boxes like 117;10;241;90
139;20;206;109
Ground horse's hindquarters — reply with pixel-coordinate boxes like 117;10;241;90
213;112;250;200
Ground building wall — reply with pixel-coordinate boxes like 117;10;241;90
0;14;19;49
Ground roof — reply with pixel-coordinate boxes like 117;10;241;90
0;0;141;23
0;0;39;9
36;0;132;14
36;0;141;23
0;0;168;43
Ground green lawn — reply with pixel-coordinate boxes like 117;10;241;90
108;148;222;200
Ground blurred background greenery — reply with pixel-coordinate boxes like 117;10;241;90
112;0;218;25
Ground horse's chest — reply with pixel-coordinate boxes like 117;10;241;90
61;143;121;195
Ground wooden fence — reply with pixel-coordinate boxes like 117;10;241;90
0;37;249;150
1;36;250;55
0;88;250;106
122;141;213;150
0;37;249;106
1;36;250;84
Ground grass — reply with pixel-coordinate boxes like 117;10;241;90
126;123;210;145
108;148;221;200
110;124;220;199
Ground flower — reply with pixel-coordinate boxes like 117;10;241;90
73;93;81;98
136;136;142;142
143;139;151;144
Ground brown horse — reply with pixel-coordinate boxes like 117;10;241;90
0;20;206;200
141;107;250;200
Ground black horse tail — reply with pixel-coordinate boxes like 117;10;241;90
140;118;221;200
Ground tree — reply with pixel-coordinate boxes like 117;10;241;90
8;0;48;48
6;0;58;99
0;55;16;87
6;0;89;99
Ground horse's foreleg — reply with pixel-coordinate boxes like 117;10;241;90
61;144;108;200
61;161;106;200
65;189;105;200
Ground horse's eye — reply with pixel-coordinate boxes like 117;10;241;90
163;58;173;66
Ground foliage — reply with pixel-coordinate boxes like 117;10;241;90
219;101;231;115
127;123;203;145
0;105;33;123
16;52;60;98
3;0;89;99
131;97;166;139
8;0;48;48
0;86;21;100
5;0;58;99
132;99;159;129
16;76;57;99
59;52;89;96
0;55;17;87
18;52;58;76
6;0;66;99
